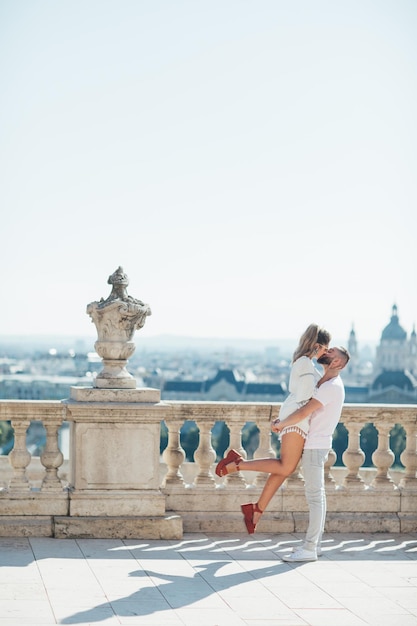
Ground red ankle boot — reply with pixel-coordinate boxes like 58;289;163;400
241;502;263;534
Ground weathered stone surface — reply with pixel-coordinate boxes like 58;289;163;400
54;515;182;539
293;512;309;532
181;510;295;534
282;492;309;512
326;487;401;512
399;512;417;532
0;492;68;516
248;511;295;534
70;421;161;490
400;492;417;512
164;487;262;513
70;387;160;403
179;512;245;533
325;512;401;533
0;515;53;537
69;490;166;516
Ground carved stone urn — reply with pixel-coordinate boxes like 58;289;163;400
86;267;151;388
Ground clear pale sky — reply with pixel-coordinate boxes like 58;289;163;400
1;0;416;345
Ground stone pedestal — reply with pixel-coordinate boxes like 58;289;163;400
64;386;182;539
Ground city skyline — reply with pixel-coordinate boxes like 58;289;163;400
0;302;407;356
1;1;416;342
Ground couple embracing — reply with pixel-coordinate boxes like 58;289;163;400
215;323;350;562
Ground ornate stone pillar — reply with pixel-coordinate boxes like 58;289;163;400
60;269;181;540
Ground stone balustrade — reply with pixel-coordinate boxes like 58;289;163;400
0;399;416;537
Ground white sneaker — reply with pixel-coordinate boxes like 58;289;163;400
282;547;317;562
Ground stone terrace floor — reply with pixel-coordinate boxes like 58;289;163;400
1;532;416;626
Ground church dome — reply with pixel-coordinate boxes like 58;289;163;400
372;370;416;391
381;304;407;341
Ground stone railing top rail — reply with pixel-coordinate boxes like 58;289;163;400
161;401;417;424
0;399;415;425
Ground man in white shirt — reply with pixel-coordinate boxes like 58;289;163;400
272;346;350;562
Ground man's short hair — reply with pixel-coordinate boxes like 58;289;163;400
336;346;350;366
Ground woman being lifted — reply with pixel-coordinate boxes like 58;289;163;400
215;323;331;534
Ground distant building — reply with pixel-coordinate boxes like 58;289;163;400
0;374;91;400
368;304;417;403
344;324;359;380
163;368;287;402
0;350;101;400
1;304;415;405
161;305;417;405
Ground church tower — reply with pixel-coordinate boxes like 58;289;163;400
374;304;408;374
409;324;417;376
345;324;358;379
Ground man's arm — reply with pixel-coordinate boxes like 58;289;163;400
272;397;323;433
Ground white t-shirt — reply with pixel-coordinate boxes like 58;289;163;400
304;375;345;450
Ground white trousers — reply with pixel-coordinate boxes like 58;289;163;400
301;448;329;552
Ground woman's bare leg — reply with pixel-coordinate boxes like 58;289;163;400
257;432;305;512
229;432;305;528
224;432;305;479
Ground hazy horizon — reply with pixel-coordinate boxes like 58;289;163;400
0;331;377;353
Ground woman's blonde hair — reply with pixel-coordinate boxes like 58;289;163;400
292;324;331;363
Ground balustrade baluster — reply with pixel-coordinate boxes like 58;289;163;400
324;448;337;485
254;419;275;487
40;419;65;491
162;420;186;487
193;421;216;487
286;458;305;487
225;422;246;486
8;420;31;491
371;422;395;488
400;423;417;488
342;422;365;488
